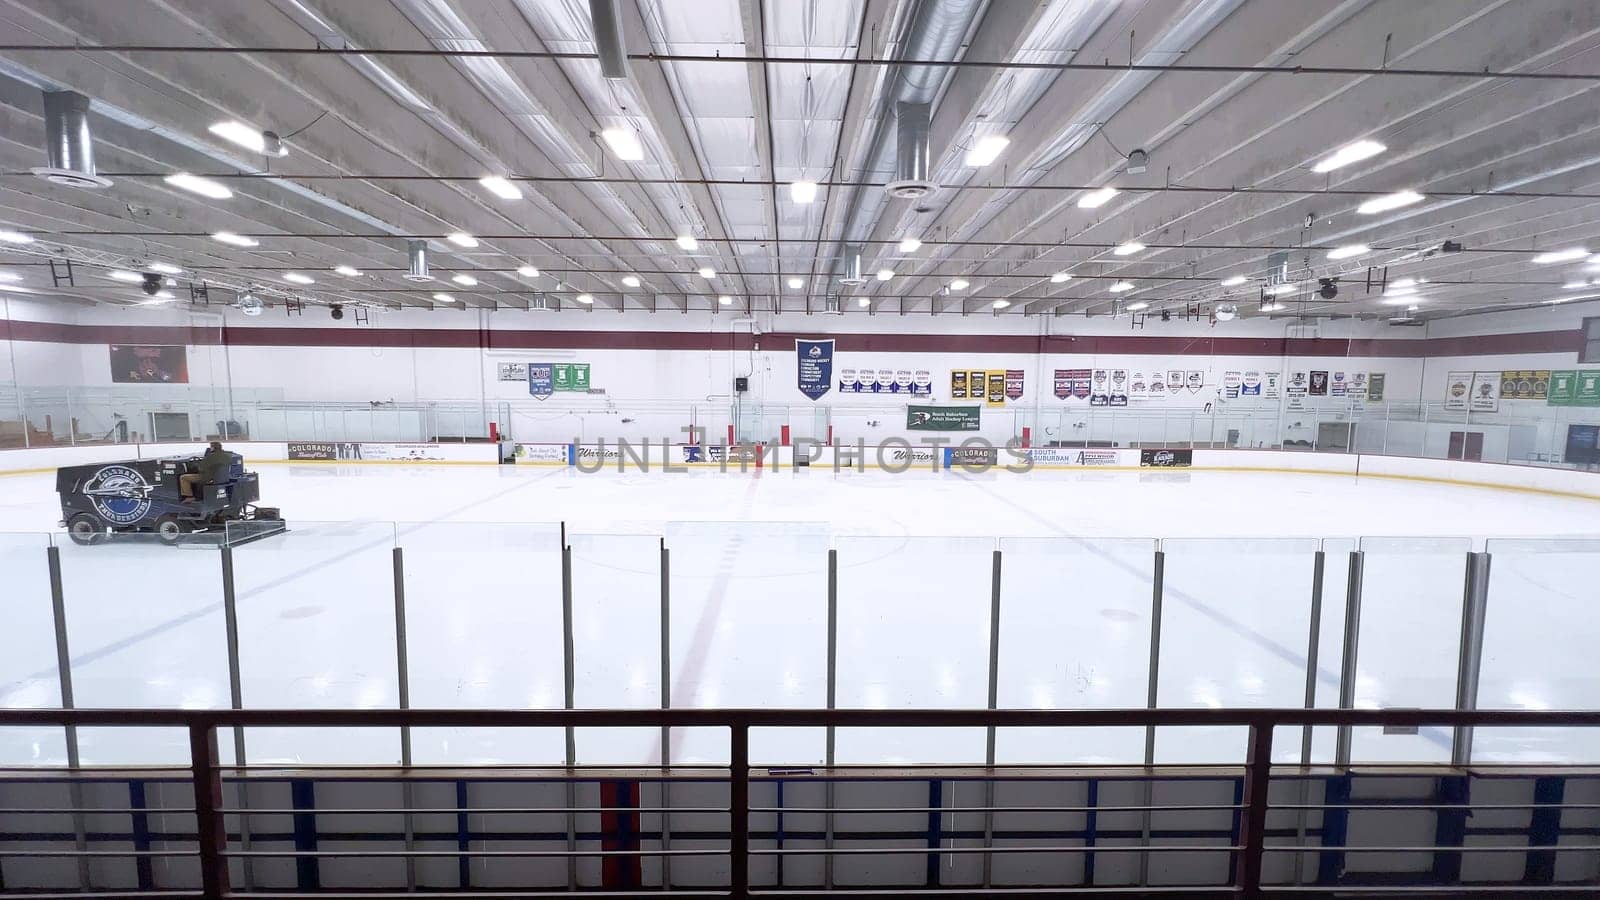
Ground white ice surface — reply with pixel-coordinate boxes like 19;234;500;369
1;463;1597;767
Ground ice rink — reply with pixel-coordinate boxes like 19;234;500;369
2;462;1598;769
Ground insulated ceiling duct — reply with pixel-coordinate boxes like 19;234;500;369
403;239;434;282
886;102;934;199
589;0;629;79
837;245;866;286
31;90;112;189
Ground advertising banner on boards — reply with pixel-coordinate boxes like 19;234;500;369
907;405;981;431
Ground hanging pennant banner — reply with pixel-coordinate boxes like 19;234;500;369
528;363;554;399
1005;369;1025;399
796;339;834;400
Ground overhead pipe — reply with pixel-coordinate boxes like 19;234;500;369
404;240;433;282
828;0;985;280
589;0;629;79
32;90;112;189
887;101;933;199
837;245;866;286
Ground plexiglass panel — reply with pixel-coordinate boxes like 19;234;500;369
994;537;1154;764
402;521;566;764
57;533;230;765
1156;538;1319;764
230;522;400;764
569;533;661;764
1476;538;1600;762
0;533;66;765
1350;537;1470;763
834;536;992;764
666;522;830;765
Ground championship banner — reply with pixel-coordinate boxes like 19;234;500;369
952;370;970;399
1185;370;1204;394
1263;372;1281;399
1470;371;1501;412
1348;372;1369;402
1148;370;1168;398
1005;369;1025;400
986;371;1006;407
840;368;860;392
528;363;554;399
1329;372;1348;397
1223;371;1242;399
1444;372;1472;410
1167;370;1184;393
893;370;913;395
1286;371;1309;411
497;362;527;382
1091;369;1110;406
1368;373;1386;402
912;370;932;397
1109;369;1129;406
796;339;834;400
551;363;591;392
1130;371;1150;402
1499;370;1550;401
907;405;981;431
1241;371;1262;397
1055;368;1091;400
1309;371;1329;396
1054;369;1071;399
1548;370;1577;406
870;369;894;394
1578;371;1600;406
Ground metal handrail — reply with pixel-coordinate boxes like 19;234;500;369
3;706;1599;899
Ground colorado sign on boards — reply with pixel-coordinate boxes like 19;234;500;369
796;339;834;400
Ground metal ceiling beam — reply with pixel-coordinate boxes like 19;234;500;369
6;43;1600;82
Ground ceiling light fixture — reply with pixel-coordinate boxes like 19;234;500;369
622;275;640;288
1220;275;1247;287
1109;281;1134;293
1113;241;1145;256
1533;247;1589;264
1050;271;1072;284
209;120;287;156
1312;139;1386;173
718;295;732;306
1264;282;1298;295
0;271;20;283
786;277;803;290
676;234;699;252
146;262;182;275
478;176;522;201
876;268;894;281
1077;186;1119;209
993;299;1011;309
964;134;1010;167
1125;301;1150;311
790;180;818;203
334;265;361;277
108;270;142;283
857;296;871;307
446;232;479;248
698;266;715;279
1380;295;1417;306
146;290;176;302
0;231;33;244
1389;277;1418;289
1358;190;1424;214
451;274;478;286
164;172;233;200
576;293;594;304
212;232;257;247
601;128;644;161
1563;279;1592;290
1259;302;1285;313
898;237;922;253
949;278;969;291
432;293;456;303
517;265;539;278
1327;243;1370;260
283;272;314;285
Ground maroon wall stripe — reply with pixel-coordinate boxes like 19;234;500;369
0;318;1583;359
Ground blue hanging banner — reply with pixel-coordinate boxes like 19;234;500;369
796;339;834;401
527;363;554;399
